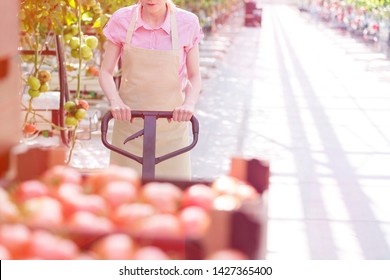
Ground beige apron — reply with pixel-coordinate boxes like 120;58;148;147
110;8;191;180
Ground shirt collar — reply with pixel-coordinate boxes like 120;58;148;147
135;4;171;34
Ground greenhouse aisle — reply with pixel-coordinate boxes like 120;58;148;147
193;3;390;259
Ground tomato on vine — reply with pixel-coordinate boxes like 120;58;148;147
23;123;38;135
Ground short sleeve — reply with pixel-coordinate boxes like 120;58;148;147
192;18;204;47
186;16;204;51
103;9;128;47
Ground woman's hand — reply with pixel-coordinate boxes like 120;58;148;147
172;103;195;122
110;98;132;122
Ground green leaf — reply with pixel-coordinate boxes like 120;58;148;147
82;11;93;23
101;14;110;27
92;17;101;28
65;11;77;26
67;0;76;9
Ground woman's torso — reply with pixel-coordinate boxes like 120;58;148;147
103;4;203;88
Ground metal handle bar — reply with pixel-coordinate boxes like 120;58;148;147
101;110;199;177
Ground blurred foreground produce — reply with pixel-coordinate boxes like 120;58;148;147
0;160;269;260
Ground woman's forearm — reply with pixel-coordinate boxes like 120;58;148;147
98;41;123;105
99;69;132;121
99;70;122;104
183;44;202;109
183;73;202;107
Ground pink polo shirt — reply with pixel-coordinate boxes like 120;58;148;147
103;4;204;86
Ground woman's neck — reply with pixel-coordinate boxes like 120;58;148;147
140;3;168;28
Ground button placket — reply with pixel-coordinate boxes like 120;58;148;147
151;30;156;50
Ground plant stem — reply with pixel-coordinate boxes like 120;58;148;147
33;25;40;77
24;25;41;126
21;103;68;131
67;0;83;165
77;0;82;100
23;98;33;126
66;125;78;165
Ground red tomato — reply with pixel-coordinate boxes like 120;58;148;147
85;165;140;193
57;183;107;216
56;182;83;197
22;196;64;228
0;223;31;259
75;194;107;215
86;66;99;77
13;180;49;202
23;123;37;135
136;214;183;239
182;184;217;210
213;194;241;211
41;165;82;187
90;234;134;260
55;183;83;217
28;230;79;260
77;99;89;111
67;211;114;235
133;246;170;260
99;181;138;209
66;211;114;249
179;206;211;239
211;175;239;195
141;182;183;213
112;203;156;233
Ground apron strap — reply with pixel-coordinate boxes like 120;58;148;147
124;6;138;46
170;10;179;53
124;4;180;54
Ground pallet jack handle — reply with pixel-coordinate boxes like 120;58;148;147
101;110;199;179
